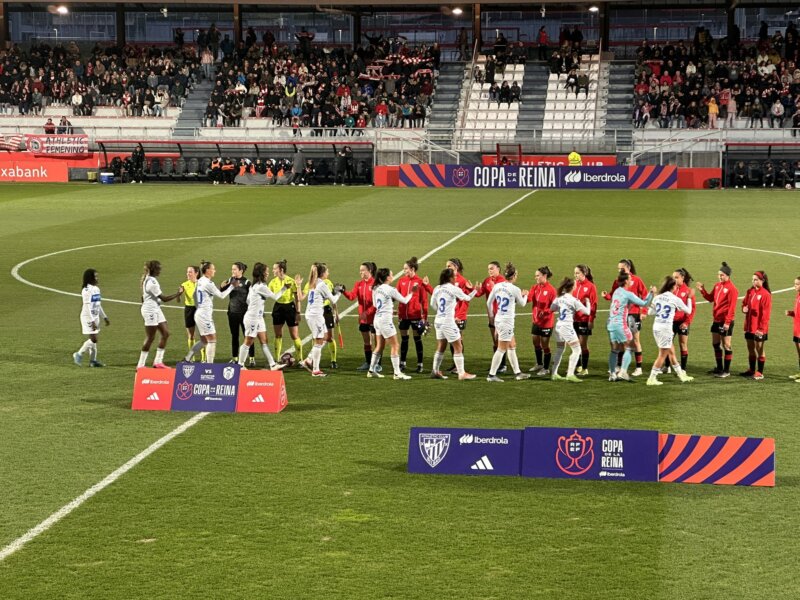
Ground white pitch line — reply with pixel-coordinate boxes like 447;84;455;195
0;412;208;563
0;192;536;562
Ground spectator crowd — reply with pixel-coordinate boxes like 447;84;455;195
633;22;800;131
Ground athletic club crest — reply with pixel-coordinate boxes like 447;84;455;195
181;364;196;378
556;430;594;476
451;166;470;188
175;381;193;401
223;366;236;380
419;433;451;468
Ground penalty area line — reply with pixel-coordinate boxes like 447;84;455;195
0;412;208;563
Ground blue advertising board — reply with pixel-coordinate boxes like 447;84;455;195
170;361;241;412
521;427;659;482
408;428;523;476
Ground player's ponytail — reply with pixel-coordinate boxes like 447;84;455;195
504;262;517;280
252;262;267;284
308;264;318;289
620;258;636;275
374;268;390;287
439;268;454;286
406;256;419;272
141;260;160;287
557;277;575;296
366;261;377;277
575;264;593;282
233;261;247;275
616;270;630;287
754;271;770;292
448;258;463;273
659;275;677;295
537;265;552;280
200;261;213;275
276;259;288;275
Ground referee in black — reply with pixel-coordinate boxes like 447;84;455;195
220;261;254;364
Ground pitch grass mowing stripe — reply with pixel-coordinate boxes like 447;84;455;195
0;412;208;563
0;188;538;563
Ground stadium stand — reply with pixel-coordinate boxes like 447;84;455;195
541;52;607;139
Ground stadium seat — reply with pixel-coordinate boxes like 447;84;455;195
148;158;161;179
161;158;174;179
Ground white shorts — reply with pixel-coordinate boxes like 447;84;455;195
243;315;266;337
141;307;166;327
555;323;579;345
307;314;327;339
435;319;461;343
374;317;397;339
195;312;216;337
81;317;100;335
494;317;515;342
653;325;675;349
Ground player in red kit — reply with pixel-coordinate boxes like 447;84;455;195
741;271;772;380
696;261;738;377
476;261;507;373
397;256;433;373
786;276;800;380
342;261;377;371
572;264;597;375
602;259;648;375
445;258;473;372
529;266;556;375
664;268;696;372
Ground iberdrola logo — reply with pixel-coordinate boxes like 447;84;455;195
556;430;594;476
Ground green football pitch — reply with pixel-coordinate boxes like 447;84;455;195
0;183;798;599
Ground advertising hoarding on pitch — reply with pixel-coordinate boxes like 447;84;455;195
170;362;241;412
408;428;523;476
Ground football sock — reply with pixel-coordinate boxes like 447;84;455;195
634;351;643;367
400;336;409;362
369;352;380;372
453;353;465;376
293;338;303;360
137;351;149;368
274;337;283;358
78;339;93;356
621;349;633;372
713;343;723;370
433;351;444;373
681;351;688;370
364;344;372;364
89;342;97;362
724;350;732;372
567;345;581;376
534;346;543;366
261;343;276;367
237;344;249;366
543;349;552;370
414;336;424;363
757;357;766;373
551;344;566;375
507;348;521;375
205;342;216;364
312;344;323;372
154;348;165;365
391;355;401;375
328;340;337;361
649;367;659;381
664;357;671;369
617;352;624;368
489;350;504;376
187;340;205;361
581;351;590;370
749;354;757;372
608;350;619;374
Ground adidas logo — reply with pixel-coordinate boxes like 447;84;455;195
252;394;265;403
146;392;160;401
470;455;494;471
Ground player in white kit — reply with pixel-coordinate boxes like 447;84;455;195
549;278;592;382
184;262;237;364
73;268;110;367
430;268;478;380
367;267;415;380
299;263;341;377
238;262;300;370
137;260;184;369
647;275;694;385
485;263;530;381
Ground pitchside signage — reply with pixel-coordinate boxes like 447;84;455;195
408;428;523;476
398;164;677;190
521;427;660;482
171;362;241;412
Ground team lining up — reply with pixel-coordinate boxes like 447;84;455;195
73;257;800;383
